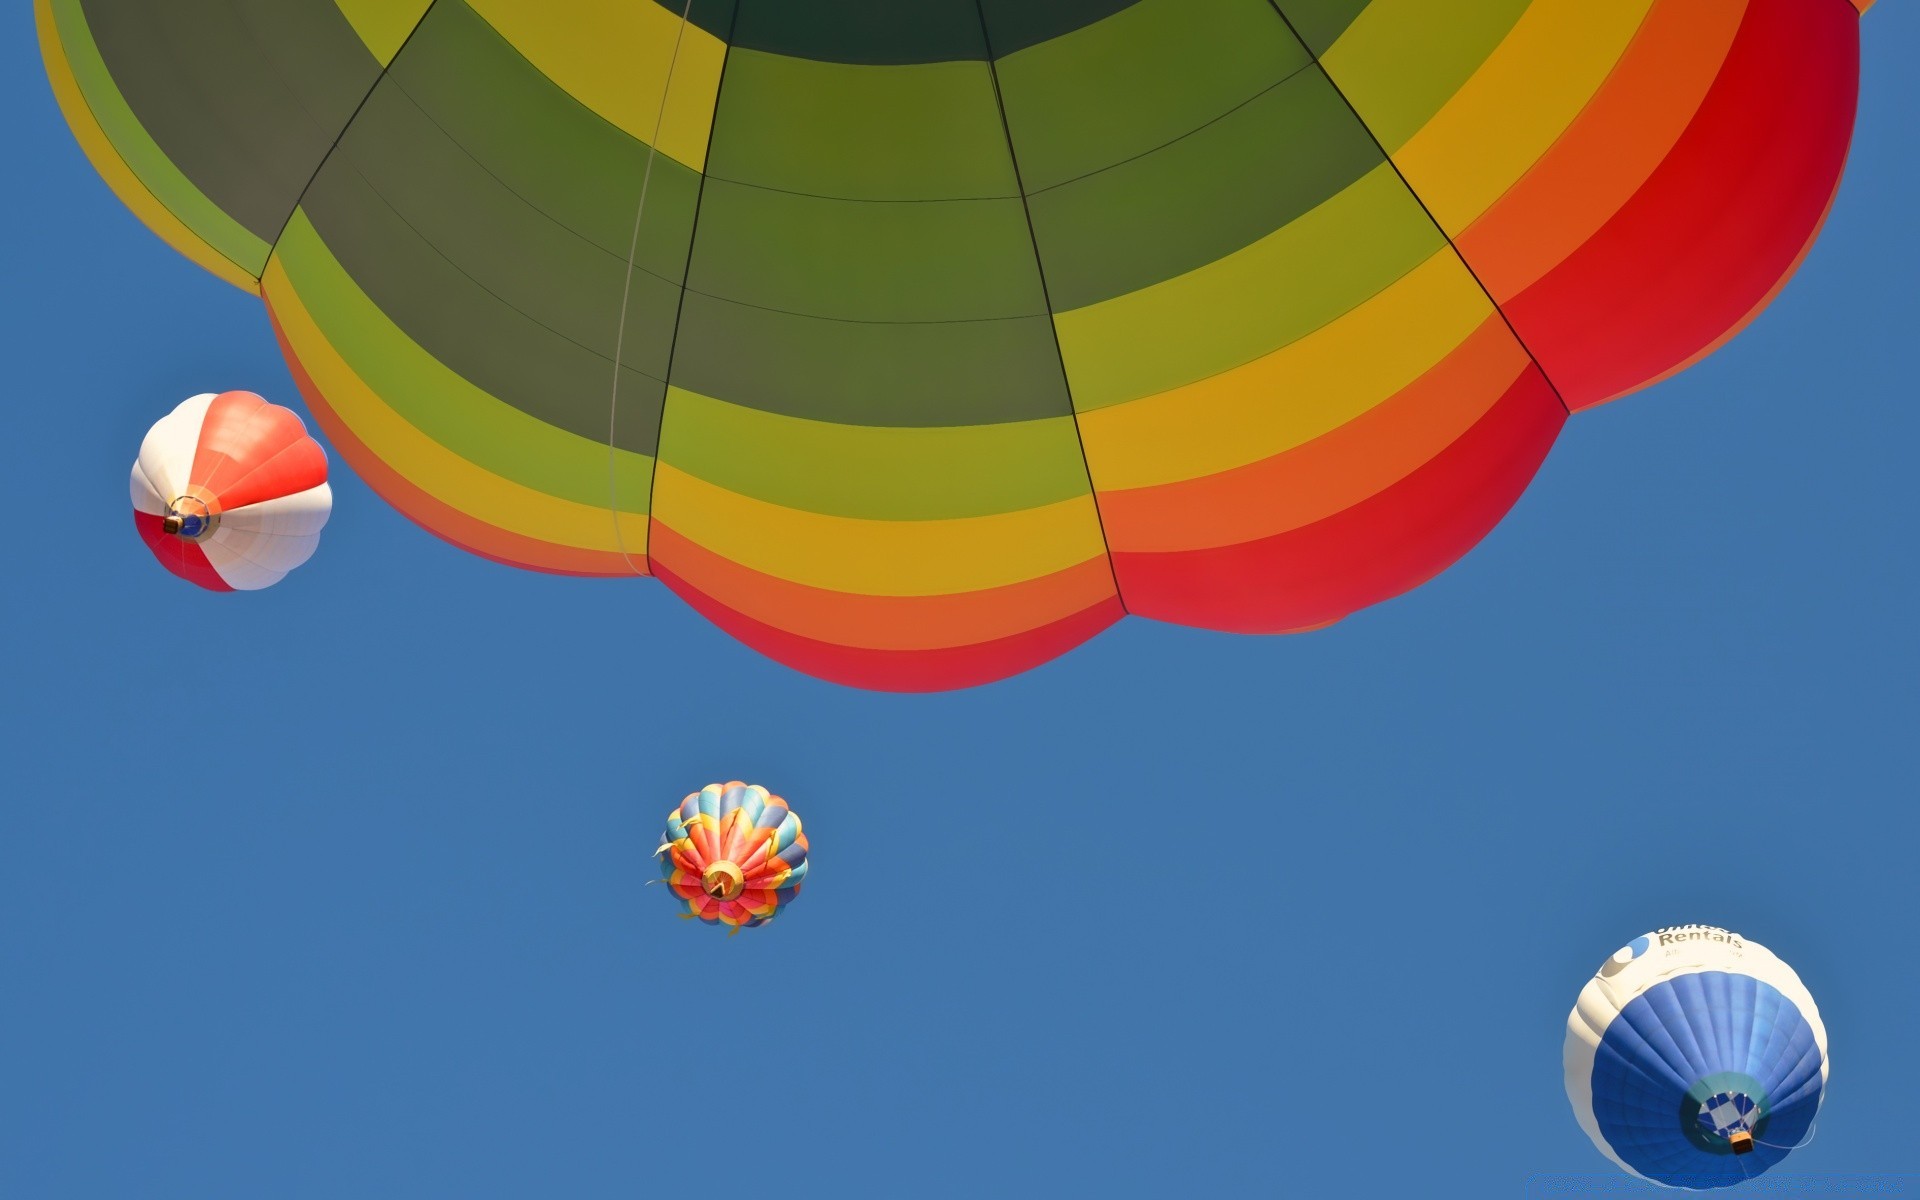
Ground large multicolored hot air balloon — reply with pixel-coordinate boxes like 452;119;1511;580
1565;926;1829;1190
656;782;808;930
132;392;332;591
42;0;1870;688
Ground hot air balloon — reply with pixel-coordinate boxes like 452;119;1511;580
41;0;1869;688
1564;926;1829;1190
657;782;808;930
132;392;332;591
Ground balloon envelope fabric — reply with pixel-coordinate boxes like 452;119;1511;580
658;782;808;930
131;392;332;591
1564;927;1829;1190
41;0;1868;688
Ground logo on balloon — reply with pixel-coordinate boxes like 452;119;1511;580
1653;924;1746;950
1599;936;1652;978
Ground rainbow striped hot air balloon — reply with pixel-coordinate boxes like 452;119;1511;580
42;0;1869;688
1565;927;1830;1190
131;392;332;591
657;783;808;930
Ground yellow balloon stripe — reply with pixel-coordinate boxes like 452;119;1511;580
264;254;649;554
273;212;653;513
331;0;433;65
1078;251;1492;491
466;0;727;171
1389;0;1658;236
658;386;1091;521
36;0;262;291
1053;164;1442;411
1317;0;1528;153
653;464;1107;598
1453;0;1747;302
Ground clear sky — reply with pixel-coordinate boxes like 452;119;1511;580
3;7;1915;1199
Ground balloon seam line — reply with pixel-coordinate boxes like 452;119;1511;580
608;0;701;575
973;0;1129;617
639;4;745;568
260;1;443;267
1263;0;1575;417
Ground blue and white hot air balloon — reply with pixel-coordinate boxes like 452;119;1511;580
1564;927;1829;1190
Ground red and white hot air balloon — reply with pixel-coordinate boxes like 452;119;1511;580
130;392;331;591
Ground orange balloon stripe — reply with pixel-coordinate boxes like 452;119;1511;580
744;867;789;892
735;832;778;875
1099;316;1530;554
269;303;646;578
1502;0;1857;411
1114;366;1564;632
668;844;700;876
719;808;752;861
648;520;1116;653
658;559;1123;691
688;821;720;866
1456;0;1749;304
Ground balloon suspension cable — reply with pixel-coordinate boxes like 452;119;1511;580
1739;1079;1827;1153
1751;1125;1820;1152
1752;1110;1822;1152
606;0;698;575
1727;1091;1822;1187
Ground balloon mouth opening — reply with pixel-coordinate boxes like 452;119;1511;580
702;862;745;901
1695;1090;1763;1153
163;495;220;542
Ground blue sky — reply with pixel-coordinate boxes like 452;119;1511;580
3;7;1915;1198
